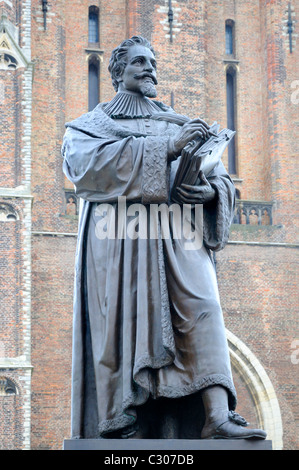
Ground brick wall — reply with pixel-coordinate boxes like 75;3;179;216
31;235;75;450
0;69;23;187
0;0;33;450
0;371;26;449
217;243;298;450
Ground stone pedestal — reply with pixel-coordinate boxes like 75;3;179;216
63;438;272;451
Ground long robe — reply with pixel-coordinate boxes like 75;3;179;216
62;98;237;439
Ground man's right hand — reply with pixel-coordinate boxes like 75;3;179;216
168;118;214;160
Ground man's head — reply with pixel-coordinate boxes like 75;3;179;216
108;36;158;98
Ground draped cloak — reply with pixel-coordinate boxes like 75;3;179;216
62;93;237;439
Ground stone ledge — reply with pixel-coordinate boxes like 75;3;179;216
229;223;285;243
63;438;272;451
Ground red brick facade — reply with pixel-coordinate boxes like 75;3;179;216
0;0;298;450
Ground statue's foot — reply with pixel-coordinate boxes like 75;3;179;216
120;422;149;439
120;423;140;438
201;410;267;440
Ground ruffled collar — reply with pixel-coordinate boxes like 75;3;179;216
102;90;162;119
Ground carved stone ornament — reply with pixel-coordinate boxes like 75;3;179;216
0;203;19;221
0;14;29;70
0;377;18;396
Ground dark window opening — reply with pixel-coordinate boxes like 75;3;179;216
88;58;99;111
225;20;235;56
89;6;99;44
226;67;237;175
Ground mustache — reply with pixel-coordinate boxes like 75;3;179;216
133;72;158;85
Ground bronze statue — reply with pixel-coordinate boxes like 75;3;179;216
62;36;266;440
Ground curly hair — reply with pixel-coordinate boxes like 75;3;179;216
108;36;156;92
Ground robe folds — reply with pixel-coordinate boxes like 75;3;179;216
62;99;237;439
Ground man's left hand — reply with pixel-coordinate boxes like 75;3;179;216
176;171;216;204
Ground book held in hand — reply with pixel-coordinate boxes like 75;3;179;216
150;111;235;203
171;122;235;202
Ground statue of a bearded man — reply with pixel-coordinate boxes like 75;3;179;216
62;36;266;441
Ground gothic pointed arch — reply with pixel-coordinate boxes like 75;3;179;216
227;329;283;449
0;14;30;69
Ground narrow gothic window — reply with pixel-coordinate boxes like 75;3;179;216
225;20;235;56
88;6;99;44
226;67;237;174
88;57;99;111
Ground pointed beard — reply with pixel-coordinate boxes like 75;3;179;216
140;81;157;98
